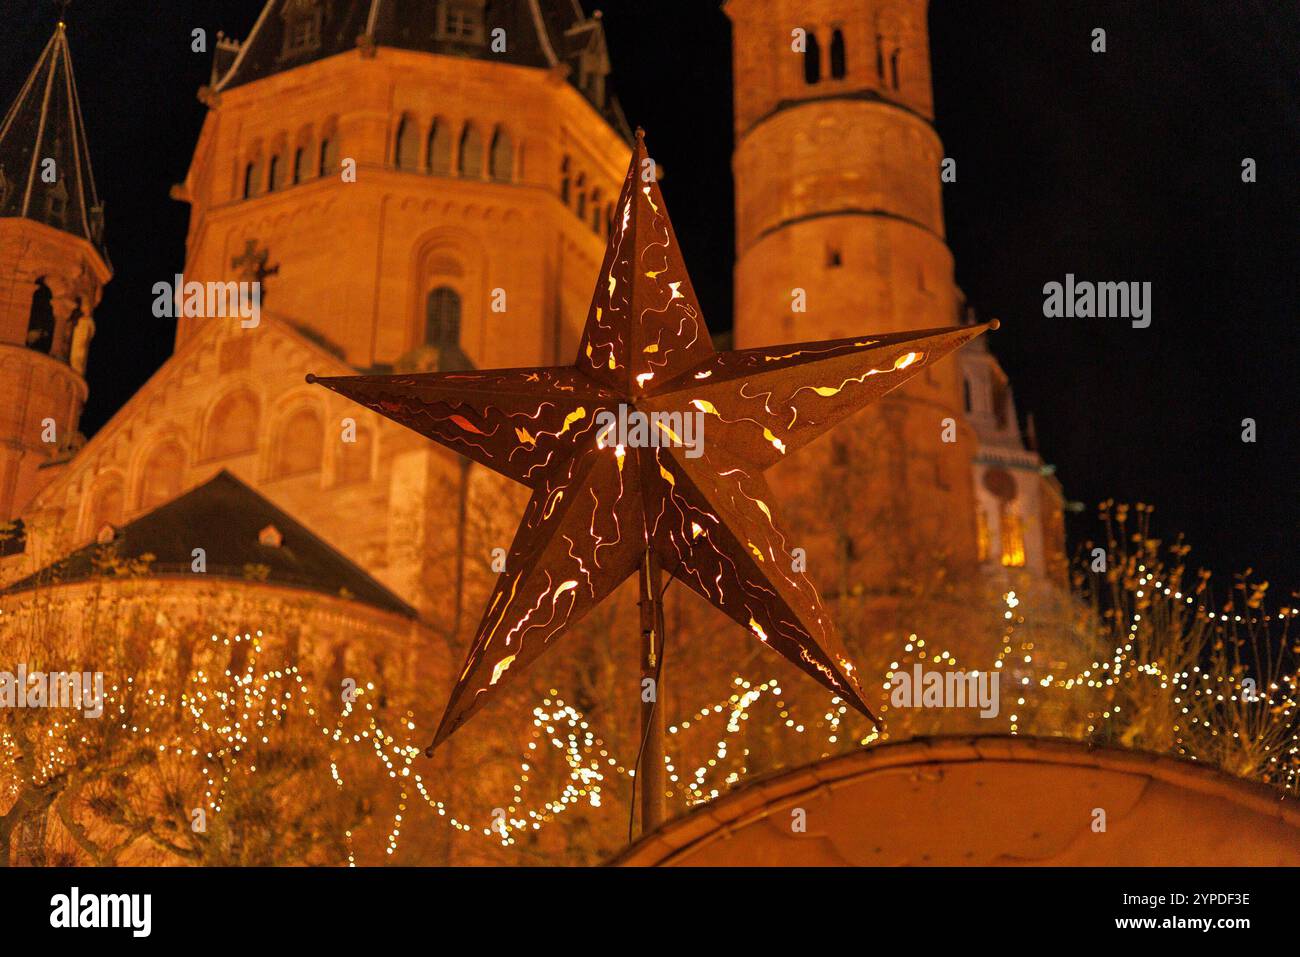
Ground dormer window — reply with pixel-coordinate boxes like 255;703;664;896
281;0;323;58
43;180;68;227
88;204;105;244
438;1;485;43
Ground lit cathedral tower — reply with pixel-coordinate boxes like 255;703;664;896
0;21;110;522
727;0;980;587
174;0;630;371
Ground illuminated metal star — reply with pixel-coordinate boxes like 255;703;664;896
308;131;994;750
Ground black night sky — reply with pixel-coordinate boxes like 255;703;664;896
2;1;1295;587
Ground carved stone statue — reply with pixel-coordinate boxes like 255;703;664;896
70;309;95;374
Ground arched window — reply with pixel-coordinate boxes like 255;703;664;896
26;278;55;353
999;503;1026;567
489;126;513;182
205;391;260;459
590;188;602;232
272;407;324;478
890;48;901;90
88;477;125;536
318;134;338;178
803;30;821;84
268;153;284;191
830;28;846;79
992;377;1010;429
395;115;419;170
337;425;373;484
243;159;262;199
425;287;462;348
458;124;483;177
138;442;186;510
875;33;885;80
575;173;587;218
560;155;571;204
427;119;452;175
292;145;307;184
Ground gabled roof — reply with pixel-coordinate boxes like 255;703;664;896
0;22;105;254
213;0;629;138
24;310;358;516
2;470;417;619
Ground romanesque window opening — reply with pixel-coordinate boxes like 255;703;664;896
86;479;124;539
425;286;462;348
138;442;186;509
803;29;821;84
244;158;263;198
489;126;513;182
268;153;283;191
459;124;483;177
318;133;338;178
890;49;901;90
427;119;452;176
26;277;55;354
205;390;260;459
272;407;324;478
395;115;420;170
560;156;571;203
292;145;307;184
830;28;846;79
992;377;1010;429
575;173;587;218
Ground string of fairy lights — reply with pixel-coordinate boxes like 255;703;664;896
2;574;1296;859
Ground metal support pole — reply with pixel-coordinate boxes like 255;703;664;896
637;549;667;835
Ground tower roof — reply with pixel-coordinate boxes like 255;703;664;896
0;21;105;252
213;0;629;137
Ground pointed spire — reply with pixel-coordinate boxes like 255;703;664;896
576;129;715;395
0;21;105;252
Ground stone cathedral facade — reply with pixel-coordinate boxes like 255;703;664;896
0;0;1064;620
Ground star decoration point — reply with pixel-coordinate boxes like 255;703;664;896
310;131;994;750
